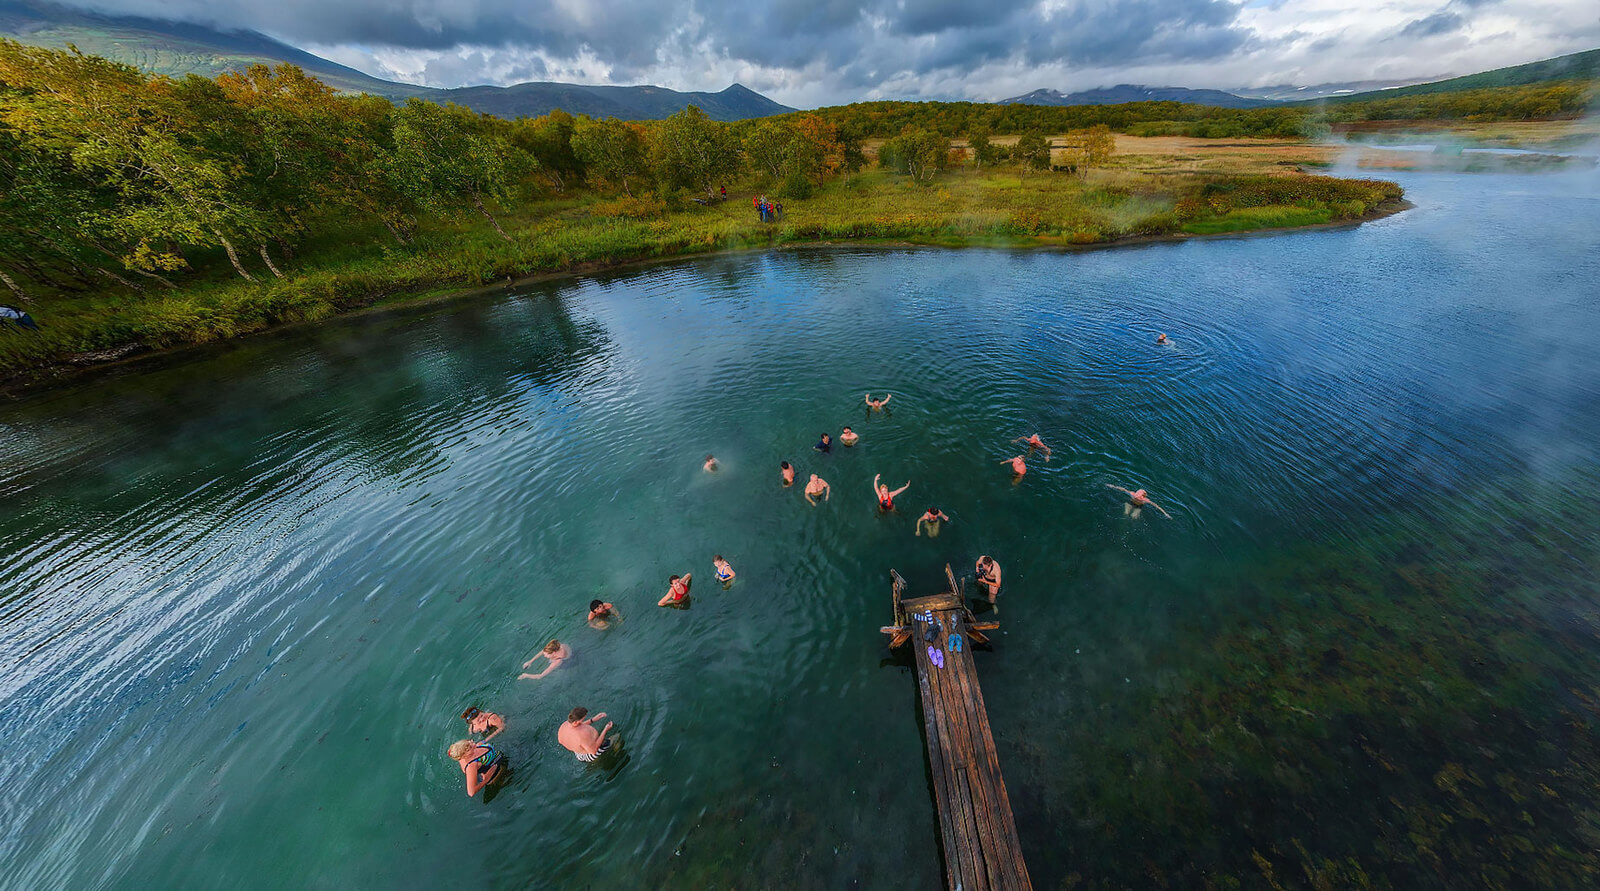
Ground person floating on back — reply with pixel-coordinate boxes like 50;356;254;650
1107;484;1172;520
658;573;692;607
864;393;891;411
588;599;620;629
1012;433;1051;460
462;706;505;741
713;555;736;585
916;506;950;537
520;639;571;679
840;426;859;446
874;473;910;511
780;461;796;486
805;473;831;505
447;738;506;797
559;706;615;763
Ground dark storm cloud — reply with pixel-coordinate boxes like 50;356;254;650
62;0;1251;87
1399;9;1467;38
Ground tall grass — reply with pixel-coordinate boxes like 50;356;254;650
0;169;1402;382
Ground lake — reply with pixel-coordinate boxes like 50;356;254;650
3;166;1598;888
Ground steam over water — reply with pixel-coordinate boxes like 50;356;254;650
2;169;1598;887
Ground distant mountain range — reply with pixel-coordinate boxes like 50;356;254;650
1306;47;1600;103
1000;85;1271;108
0;0;794;121
1000;47;1599;110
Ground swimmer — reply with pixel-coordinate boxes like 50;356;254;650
587;599;620;629
558;707;614;763
713;555;736;584
840;426;859;446
780;461;796;486
704;454;719;472
1106;484;1172;520
915;506;950;537
805;473;831;505
814;433;832;454
1001;455;1027;478
657;572;692;607
1156;333;1168;345
873;473;911;511
461;706;505;741
447;738;505;797
520;639;571;679
864;393;892;411
1012;434;1052;459
975;555;1002;605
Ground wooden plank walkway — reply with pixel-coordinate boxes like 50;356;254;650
888;571;1032;891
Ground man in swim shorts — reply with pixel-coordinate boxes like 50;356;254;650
805;474;831;505
558;706;615;762
658;573;692;607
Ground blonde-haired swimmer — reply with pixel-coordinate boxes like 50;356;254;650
447;738;505;797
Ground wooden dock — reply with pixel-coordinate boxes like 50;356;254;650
883;568;1032;891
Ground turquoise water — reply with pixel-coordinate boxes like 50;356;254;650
2;168;1599;888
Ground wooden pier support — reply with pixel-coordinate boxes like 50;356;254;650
883;569;1032;891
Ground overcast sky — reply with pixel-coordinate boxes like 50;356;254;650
59;0;1600;106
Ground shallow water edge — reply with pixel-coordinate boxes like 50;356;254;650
0;197;1409;400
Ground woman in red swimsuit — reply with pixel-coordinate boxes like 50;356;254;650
872;473;911;512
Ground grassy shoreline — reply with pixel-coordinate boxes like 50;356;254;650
0;166;1403;396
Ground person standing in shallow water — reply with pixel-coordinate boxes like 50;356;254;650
805;473;831;505
873;473;910;511
916;506;950;537
558;707;614;762
864;393;891;411
815;433;832;454
703;454;719;472
588;599;620;629
713;555;736;585
1107;484;1172;519
840;426;859;446
780;461;796;486
975;555;1001;606
447;738;505;797
658;573;692;607
462;706;505;740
